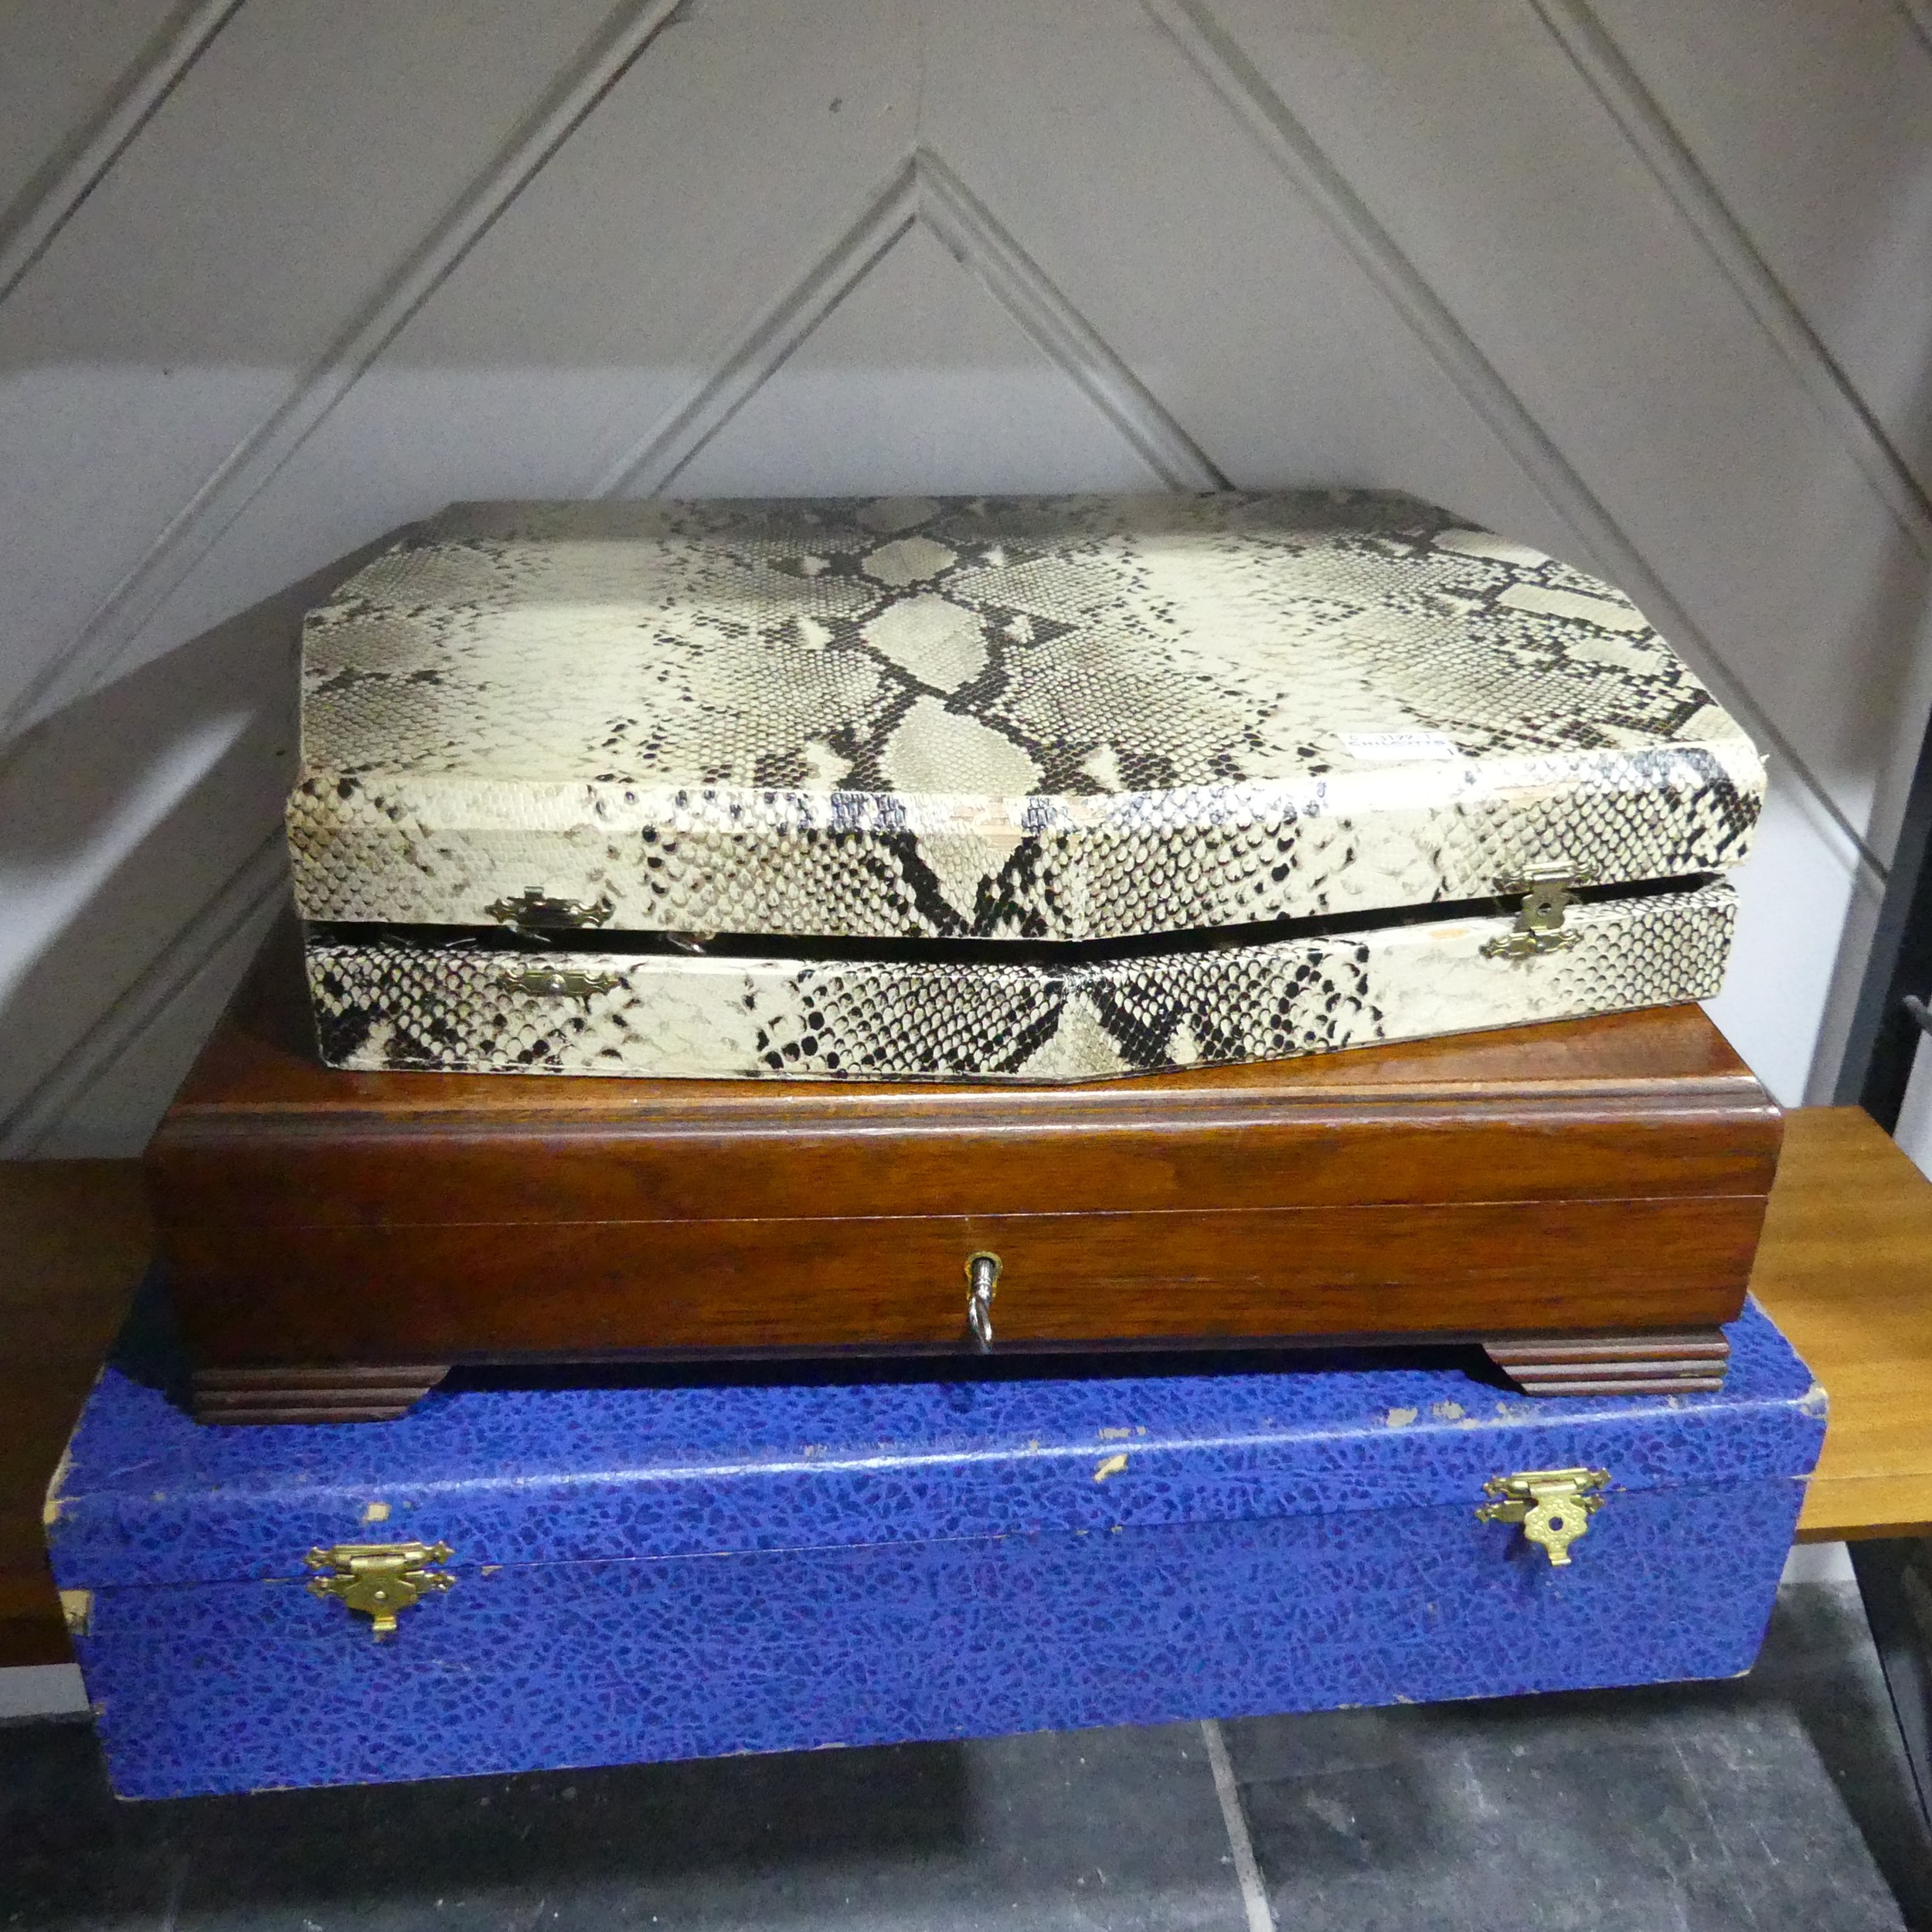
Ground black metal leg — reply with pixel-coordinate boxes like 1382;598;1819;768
1848;1539;1932;1927
1852;1541;1932;1827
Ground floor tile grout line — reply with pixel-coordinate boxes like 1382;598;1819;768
1202;1718;1275;1932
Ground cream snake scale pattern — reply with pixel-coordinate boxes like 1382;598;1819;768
308;883;1736;1083
292;492;1760;1080
290;493;1763;942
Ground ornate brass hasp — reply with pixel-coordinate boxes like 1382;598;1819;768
495;964;623;1004
306;1542;454;1638
1477;1468;1610;1566
485;886;712;992
485;887;615;933
1480;864;1597;960
486;888;621;1004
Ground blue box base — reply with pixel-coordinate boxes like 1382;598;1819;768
51;1296;1825;1798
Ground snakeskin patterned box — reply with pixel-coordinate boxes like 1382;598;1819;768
292;494;1763;1082
49;1293;1820;1798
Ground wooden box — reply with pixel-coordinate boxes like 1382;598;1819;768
148;927;1782;1421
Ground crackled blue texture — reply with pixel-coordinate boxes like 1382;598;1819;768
52;1294;1818;1587
52;1299;1823;1799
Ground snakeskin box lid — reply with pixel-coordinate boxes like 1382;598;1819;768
288;493;1764;944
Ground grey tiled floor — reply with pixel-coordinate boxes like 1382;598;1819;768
1228;1583;1924;1930
2;1583;1927;1930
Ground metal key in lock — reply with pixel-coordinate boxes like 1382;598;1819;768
965;1252;1000;1351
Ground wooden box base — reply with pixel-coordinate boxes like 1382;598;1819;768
148;923;1781;1420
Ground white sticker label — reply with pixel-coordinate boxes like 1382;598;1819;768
1339;731;1460;762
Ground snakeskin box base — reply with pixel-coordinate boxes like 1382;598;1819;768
289;495;1765;1084
46;1290;1823;1800
305;880;1737;1083
148;924;1781;1423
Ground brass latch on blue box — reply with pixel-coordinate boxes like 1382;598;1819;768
1477;1468;1610;1566
306;1542;454;1638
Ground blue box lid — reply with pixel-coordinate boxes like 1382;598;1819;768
47;1294;1823;1590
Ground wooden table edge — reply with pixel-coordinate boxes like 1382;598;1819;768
1798;1477;1932;1545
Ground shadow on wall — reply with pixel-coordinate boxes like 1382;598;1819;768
0;543;382;1158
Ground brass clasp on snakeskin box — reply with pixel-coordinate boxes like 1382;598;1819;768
306;1542;454;1638
1477;1468;1609;1566
495;965;623;1004
485;887;615;932
1481;865;1597;960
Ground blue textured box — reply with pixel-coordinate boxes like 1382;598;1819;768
48;1298;1824;1799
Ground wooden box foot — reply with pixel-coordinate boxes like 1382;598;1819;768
1481;1328;1730;1396
191;1365;451;1426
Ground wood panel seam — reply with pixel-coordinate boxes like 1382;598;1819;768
594;148;1226;495
157;1192;1777;1233
0;832;285;1156
0;0;245;310
150;1095;1780;1134
2;0;689;750
1528;0;1932;555
1141;0;1879;883
912;149;1226;490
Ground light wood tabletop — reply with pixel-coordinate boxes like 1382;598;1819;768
2;1104;1930;1662
1749;1107;1932;1543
